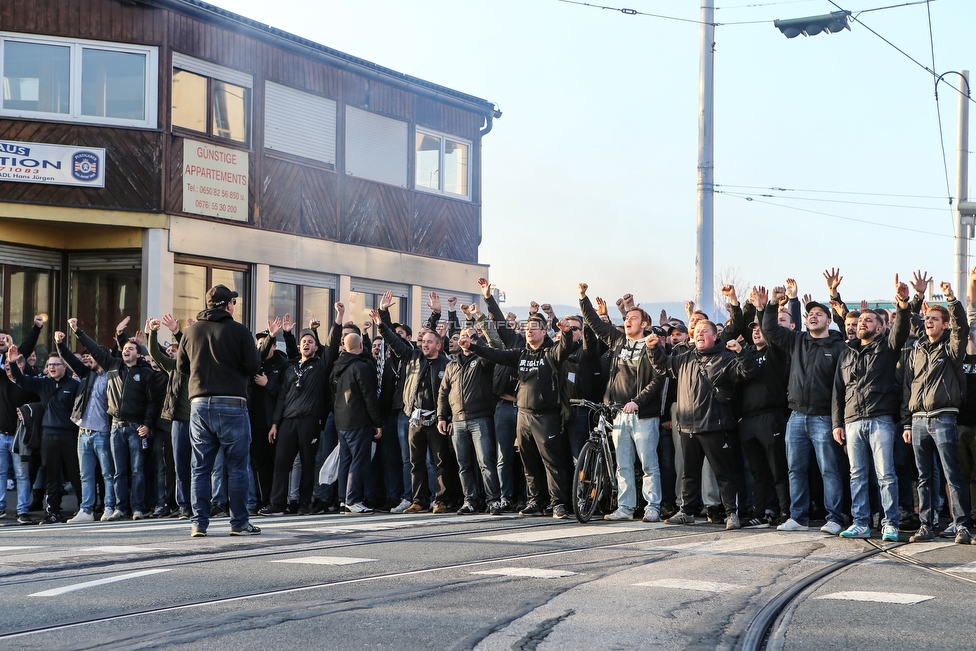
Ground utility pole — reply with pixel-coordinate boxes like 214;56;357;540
696;0;716;317
954;70;971;298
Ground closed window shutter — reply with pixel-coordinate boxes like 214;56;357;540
172;52;252;88
264;82;336;165
344;106;407;187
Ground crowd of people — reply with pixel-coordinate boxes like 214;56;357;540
2;268;976;544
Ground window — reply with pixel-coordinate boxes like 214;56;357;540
174;259;250;328
172;54;252;145
415;129;470;199
267;283;335;343
0;33;157;128
264;82;336;166
345;106;407;187
348;292;404;340
0;263;56;362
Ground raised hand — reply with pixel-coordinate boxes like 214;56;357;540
555;319;570;333
6;344;21;363
910;270;931;294
529;301;539;315
54;331;66;345
446;296;457;311
595;296;608;316
115;315;131;335
685;300;695;318
34;314;47;328
721;284;738;305
282;313;295;332
644;333;660;349
659;309;668;326
752;286;768;309
895;273;910;303
621;294;635;311
67;318;78;332
478;277;491;300
860;299;869;311
186;317;195;327
802;293;813;307
823;268;843;294
268;317;283;338
379;290;394;311
578;283;588;299
726;339;742;354
147;318;161;332
541;303;554;317
940;281;954;298
427;291;442;314
459;303;471;318
161;314;180;334
133;330;145;346
368;309;381;324
771;286;786;305
309;318;321;330
334;303;345;325
785;278;798;299
830;299;845;315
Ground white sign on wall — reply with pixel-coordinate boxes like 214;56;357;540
0;140;105;187
182;139;248;221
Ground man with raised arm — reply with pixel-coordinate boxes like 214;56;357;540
902;280;972;544
831;275;911;541
759;280;849;535
579;283;665;522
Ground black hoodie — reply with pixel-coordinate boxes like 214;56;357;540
331;351;382;430
178;308;261;400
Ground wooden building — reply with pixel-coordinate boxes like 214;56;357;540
0;0;500;349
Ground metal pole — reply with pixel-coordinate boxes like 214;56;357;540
697;0;716;318
955;70;970;298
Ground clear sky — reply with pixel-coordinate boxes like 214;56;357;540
207;0;975;315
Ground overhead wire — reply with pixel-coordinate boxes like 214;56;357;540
715;189;946;211
715;184;948;200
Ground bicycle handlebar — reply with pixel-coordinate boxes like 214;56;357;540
570;399;625;416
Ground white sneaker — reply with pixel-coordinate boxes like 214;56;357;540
99;510;115;522
642;509;661;523
777;518;809;532
820;520;843;535
604;508;634;522
939;522;957;538
67;510;94;523
132;511;145;520
346;502;374;514
390;499;412;514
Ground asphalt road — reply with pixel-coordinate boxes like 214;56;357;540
1;508;974;650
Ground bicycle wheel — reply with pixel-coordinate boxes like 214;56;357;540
573;441;603;523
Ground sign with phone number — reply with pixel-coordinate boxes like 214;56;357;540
182;139;248;221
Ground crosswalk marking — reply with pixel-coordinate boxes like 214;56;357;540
633;578;741;593
815;591;934;605
299;513;519;534
269;556;376;566
0;546;44;552
473;525;643;543
29;569;172;597
472;567;578;579
643;531;823;555
81;546;167;554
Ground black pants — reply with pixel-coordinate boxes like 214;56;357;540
42;431;81;515
269;416;320;507
738;412;790;517
408;423;451;506
250;416;276;506
517;411;571;508
678;430;738;515
338;426;373;506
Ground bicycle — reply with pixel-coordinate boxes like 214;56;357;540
570;399;624;523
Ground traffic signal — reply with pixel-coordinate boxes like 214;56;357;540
774;11;851;38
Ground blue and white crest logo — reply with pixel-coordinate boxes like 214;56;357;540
71;151;100;182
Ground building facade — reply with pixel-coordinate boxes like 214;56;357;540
0;0;499;352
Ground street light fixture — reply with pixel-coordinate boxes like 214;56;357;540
774;11;851;38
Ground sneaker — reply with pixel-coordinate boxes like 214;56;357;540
939;522;957;538
488;501;502;516
403;503;426;514
820;520;844;535
432;502;449;514
67;510;94;524
258;505;286;517
131;511;145;521
39;512;61;525
210;504;228;518
309;499;327;515
151;506;172;519
519;500;544;516
909;525;934;542
725;512;741;530
500;499;516;513
665;511;695;525
346;502;374;514
777;518;809;532
16;513;32;525
230;522;262;535
177;507;192;520
955;526;971;545
456;503;477;515
881;524;899;542
190;526;207;537
642;509;661;523
391;499;412;514
0;511;7;519
552;504;570;519
743;517;770;529
840;524;871;538
604;508;634;522
105;509;124;522
297;505;310;516
706;506;725;524
286;501;299;515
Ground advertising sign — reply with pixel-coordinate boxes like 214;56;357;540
0;140;106;188
182;139;248;221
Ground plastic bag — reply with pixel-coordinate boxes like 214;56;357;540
319;445;340;485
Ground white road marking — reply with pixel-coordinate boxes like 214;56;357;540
81;546;167;554
269;556;376;565
473;525;643;543
472;567;578;579
299;514;519;534
815;591;934;605
643;531;823;555
0;546;44;552
29;569;172;597
633;578;741;593
897;542;956;556
946;561;976;573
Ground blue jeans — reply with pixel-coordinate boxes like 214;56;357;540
566;407;590;464
111;423;145;514
453;417;500;503
189;400;251;531
171;419;191;509
211;447;227;508
494;401;518;503
612;413;661;513
846;416;899;528
397;412;412;502
0;434;30;514
78;429;115;513
786;413;844;526
912;414;972;529
378;414;404;503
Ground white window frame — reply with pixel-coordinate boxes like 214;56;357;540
0;32;158;129
414;127;471;201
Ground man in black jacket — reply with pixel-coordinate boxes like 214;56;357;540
647;322;757;529
70;318;156;520
902;281;972;543
437;326;502;516
831;276;911;541
6;346;81;524
178;284;262;537
468;314;575;519
0;330;38;523
579;283;666;523
760;285;850;535
331;333;383;514
249;327;288;512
